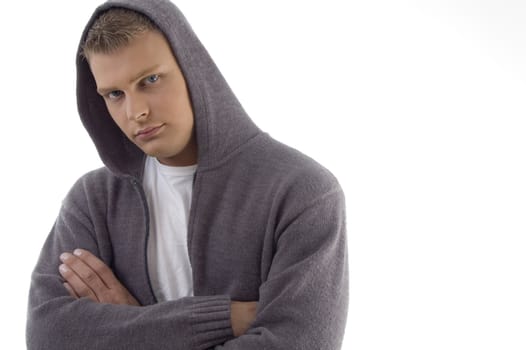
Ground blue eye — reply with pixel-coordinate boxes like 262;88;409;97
146;74;160;84
107;90;123;100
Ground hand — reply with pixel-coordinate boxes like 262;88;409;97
230;301;258;337
59;249;140;306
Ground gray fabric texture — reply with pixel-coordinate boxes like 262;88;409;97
26;0;348;349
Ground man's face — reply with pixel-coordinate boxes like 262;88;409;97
88;30;197;166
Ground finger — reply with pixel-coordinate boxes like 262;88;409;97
63;282;79;298
59;264;98;302
72;249;121;289
60;253;107;292
60;252;109;292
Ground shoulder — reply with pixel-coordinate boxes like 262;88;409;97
250;136;346;242
259;134;342;194
63;166;134;208
70;166;124;191
244;134;345;214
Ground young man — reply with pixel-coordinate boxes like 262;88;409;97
26;0;348;349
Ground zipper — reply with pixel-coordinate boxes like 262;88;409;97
129;176;158;304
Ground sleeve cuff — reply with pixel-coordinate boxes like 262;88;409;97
190;295;233;348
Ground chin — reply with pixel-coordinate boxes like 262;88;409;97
144;148;181;161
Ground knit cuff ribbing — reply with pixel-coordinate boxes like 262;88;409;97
190;295;233;349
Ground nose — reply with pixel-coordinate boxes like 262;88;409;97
125;93;149;121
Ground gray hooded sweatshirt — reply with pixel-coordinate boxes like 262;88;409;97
26;0;348;349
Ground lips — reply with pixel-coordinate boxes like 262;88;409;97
135;124;165;140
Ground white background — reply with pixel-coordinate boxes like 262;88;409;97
1;0;525;349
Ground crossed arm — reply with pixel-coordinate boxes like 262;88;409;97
28;174;348;349
58;248;257;337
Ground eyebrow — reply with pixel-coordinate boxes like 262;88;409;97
96;64;161;95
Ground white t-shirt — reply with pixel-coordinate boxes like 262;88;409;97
142;156;196;302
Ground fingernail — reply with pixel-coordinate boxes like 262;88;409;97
73;249;82;257
60;253;71;262
59;264;69;273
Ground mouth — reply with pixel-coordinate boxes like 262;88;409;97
135;124;165;140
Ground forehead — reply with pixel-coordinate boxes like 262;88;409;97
88;30;177;90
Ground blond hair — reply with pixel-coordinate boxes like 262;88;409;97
81;8;158;59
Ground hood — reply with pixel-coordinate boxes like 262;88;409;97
76;0;261;178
